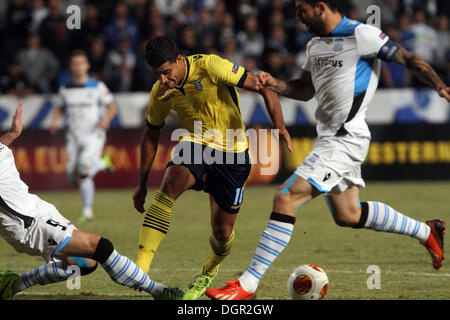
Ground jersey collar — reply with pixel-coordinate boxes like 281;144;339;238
329;16;360;37
176;57;190;89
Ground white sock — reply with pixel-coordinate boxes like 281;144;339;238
362;201;430;243
239;213;295;293
79;177;95;217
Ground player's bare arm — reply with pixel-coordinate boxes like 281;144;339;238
98;102;118;130
0;100;23;146
392;47;450;102
49;105;63;135
243;72;293;152
260;88;293;152
133;126;161;213
257;70;315;101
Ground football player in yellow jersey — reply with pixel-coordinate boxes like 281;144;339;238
132;36;292;300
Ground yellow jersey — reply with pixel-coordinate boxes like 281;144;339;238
146;54;249;153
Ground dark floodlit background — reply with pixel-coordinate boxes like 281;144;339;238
0;0;448;94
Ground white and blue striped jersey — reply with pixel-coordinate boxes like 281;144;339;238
302;16;399;138
56;77;114;132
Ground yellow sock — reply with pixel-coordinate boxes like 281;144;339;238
203;230;235;276
136;190;174;273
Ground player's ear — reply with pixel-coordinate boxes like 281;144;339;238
176;54;184;65
315;2;327;16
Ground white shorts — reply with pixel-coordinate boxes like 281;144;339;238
0;195;75;263
66;128;106;180
295;135;370;195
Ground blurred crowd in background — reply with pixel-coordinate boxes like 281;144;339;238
0;0;448;96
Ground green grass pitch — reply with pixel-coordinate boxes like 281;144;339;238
1;181;449;300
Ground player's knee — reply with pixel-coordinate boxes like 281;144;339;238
159;185;181;201
333;208;360;227
273;188;291;207
81;234;105;258
160;189;178;201
212;225;233;243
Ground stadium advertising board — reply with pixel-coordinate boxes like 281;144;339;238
1;89;448;189
9;124;449;191
279;124;450;182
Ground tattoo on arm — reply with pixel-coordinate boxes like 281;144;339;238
271;73;315;101
272;78;292;95
393;47;445;91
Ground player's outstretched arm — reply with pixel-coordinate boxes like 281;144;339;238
259;88;293;152
241;72;293;152
391;47;450;101
0;100;23;146
133;126;161;213
257;70;315;102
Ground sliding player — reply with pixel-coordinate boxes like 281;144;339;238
0;101;183;300
207;0;448;300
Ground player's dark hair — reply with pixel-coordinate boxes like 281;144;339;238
145;36;180;68
69;49;89;61
303;0;339;11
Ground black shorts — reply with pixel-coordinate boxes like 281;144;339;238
167;142;251;214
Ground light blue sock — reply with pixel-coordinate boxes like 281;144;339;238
363;201;430;243
101;250;165;297
239;213;295;293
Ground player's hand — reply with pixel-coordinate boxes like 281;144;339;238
438;87;450;102
133;185;147;213
279;127;293;152
256;71;276;89
10;100;23;138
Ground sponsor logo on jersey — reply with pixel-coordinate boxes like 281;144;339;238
314;58;343;68
379;32;387;40
232;64;239;74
